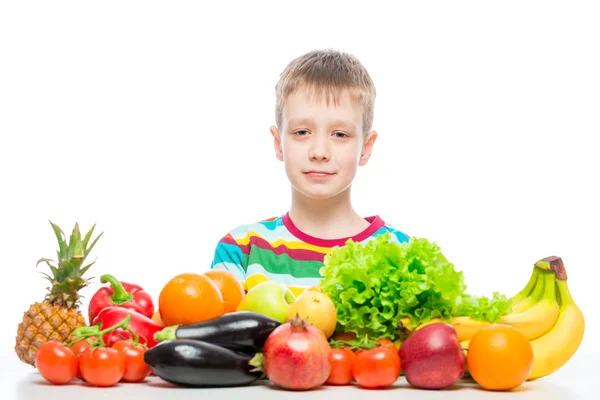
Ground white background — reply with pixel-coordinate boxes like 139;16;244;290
1;0;598;357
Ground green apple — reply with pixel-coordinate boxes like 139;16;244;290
236;281;296;322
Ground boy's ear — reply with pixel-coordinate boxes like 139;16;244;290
270;125;284;161
359;130;378;166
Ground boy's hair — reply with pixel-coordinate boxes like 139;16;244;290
275;49;376;135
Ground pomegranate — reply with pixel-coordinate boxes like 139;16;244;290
262;313;332;390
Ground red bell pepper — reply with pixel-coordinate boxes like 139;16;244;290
91;306;162;348
88;273;154;323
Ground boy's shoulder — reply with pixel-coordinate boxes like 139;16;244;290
223;215;287;243
366;216;411;244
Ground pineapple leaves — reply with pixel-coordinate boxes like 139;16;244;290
82;224;97;251
49;221;67;260
48;222;104;269
61;259;75;280
36;257;60;280
40;222;102;308
72;223;85;260
80;261;96;277
85;231;104;258
66;223;79;261
39;272;54;282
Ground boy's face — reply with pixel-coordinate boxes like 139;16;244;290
270;86;377;201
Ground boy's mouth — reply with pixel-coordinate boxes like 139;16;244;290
304;171;336;178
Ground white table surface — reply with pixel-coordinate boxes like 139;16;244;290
2;350;598;399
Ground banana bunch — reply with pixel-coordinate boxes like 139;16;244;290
407;256;585;381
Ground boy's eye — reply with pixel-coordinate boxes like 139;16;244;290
295;130;309;136
334;132;348;138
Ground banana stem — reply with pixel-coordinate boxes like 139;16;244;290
535;256;567;280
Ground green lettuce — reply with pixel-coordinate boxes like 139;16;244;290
319;233;512;343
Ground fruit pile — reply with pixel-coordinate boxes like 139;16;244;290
14;222;585;392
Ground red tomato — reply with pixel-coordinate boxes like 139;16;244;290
111;342;150;382
70;340;92;357
377;338;401;372
79;347;125;387
326;348;356;385
111;340;133;352
35;340;78;385
352;345;401;389
377;338;394;347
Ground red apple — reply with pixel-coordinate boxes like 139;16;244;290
399;323;466;389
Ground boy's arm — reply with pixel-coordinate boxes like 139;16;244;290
209;233;247;286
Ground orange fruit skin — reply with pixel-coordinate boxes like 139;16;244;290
151;310;164;327
159;273;224;327
467;324;534;391
203;269;245;313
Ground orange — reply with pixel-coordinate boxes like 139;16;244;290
467;324;534;391
151;310;164;327
203;269;245;313
159;273;224;326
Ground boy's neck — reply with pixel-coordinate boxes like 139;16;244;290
288;188;370;240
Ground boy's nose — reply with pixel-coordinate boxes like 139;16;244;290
309;136;331;161
309;146;331;161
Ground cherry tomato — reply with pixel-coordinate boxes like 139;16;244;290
70;340;92;357
377;338;394;346
79;347;125;387
111;341;150;382
35;340;78;385
352;345;401;389
111;340;132;352
326;348;356;385
377;338;402;372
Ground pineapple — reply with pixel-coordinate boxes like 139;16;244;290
15;221;103;366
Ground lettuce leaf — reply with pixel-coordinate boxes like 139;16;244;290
319;233;512;342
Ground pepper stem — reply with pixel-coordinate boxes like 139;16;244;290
101;274;133;304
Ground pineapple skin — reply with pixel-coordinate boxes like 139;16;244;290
15;300;86;366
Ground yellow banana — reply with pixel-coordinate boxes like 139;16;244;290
510;266;539;305
460;339;470;373
498;270;560;340
460;339;470;356
448;316;491;342
511;268;545;313
527;259;585;380
414;316;490;342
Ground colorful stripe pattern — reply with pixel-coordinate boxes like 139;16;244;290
210;213;410;296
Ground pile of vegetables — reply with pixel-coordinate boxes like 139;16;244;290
319;233;512;343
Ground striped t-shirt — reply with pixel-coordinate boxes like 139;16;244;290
209;212;410;297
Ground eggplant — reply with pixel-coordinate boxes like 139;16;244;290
154;311;281;353
144;339;263;387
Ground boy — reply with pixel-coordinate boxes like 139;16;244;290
209;49;409;296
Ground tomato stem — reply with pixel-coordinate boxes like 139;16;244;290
329;333;390;350
69;314;133;347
